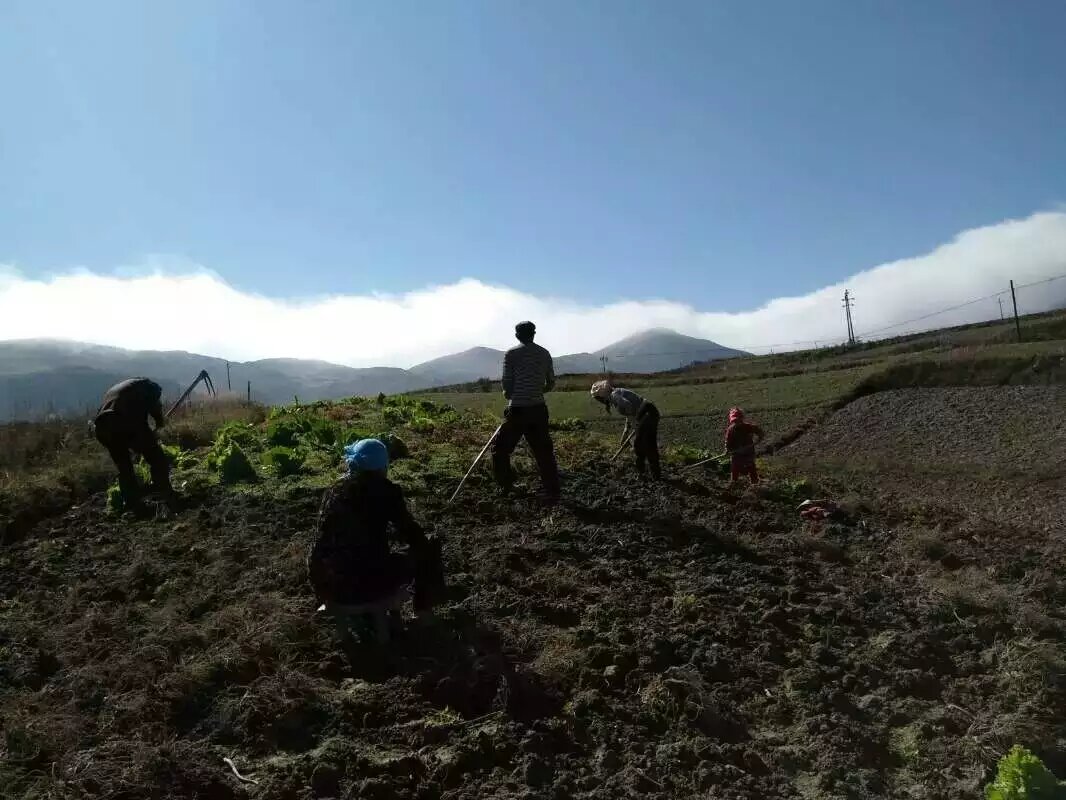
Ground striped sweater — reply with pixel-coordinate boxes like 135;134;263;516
502;341;555;407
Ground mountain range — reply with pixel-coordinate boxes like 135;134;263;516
411;329;746;382
0;329;746;420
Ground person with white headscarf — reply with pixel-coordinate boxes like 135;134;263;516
591;380;662;480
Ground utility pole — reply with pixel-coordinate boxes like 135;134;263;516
842;290;856;346
247;380;252;403
997;297;1005;321
226;361;232;391
1010;280;1022;342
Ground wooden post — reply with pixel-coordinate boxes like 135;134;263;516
1010;280;1022;342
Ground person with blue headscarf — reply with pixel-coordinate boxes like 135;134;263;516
307;439;444;621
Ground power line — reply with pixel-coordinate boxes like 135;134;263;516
549;272;1066;367
1013;272;1066;291
854;290;1008;338
854;271;1066;339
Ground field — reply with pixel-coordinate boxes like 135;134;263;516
427;333;1066;450
3;327;1066;799
779;386;1066;533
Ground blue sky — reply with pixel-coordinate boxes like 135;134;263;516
3;0;1065;317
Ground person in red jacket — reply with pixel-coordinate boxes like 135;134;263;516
724;407;764;485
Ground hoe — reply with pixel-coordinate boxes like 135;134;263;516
611;424;640;462
449;424;503;503
166;370;217;419
682;452;730;471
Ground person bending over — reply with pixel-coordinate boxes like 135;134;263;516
591;380;662;480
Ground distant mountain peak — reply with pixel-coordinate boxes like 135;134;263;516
0;330;749;420
456;346;503;356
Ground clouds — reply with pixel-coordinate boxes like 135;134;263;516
2;211;1066;367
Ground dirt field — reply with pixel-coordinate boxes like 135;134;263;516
784;387;1066;469
3;395;1065;799
779;386;1066;533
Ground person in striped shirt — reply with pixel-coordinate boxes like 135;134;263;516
591;380;662;480
492;321;561;503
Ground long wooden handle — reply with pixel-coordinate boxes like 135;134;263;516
682;451;730;471
610;424;640;462
448;425;503;504
166;370;216;418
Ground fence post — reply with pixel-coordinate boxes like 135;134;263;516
1010;280;1022;342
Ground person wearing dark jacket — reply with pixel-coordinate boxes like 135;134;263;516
308;439;444;631
492;321;561;503
93;377;172;506
591;380;662;480
724;407;764;485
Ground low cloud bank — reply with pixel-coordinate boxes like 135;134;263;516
2;211;1065;367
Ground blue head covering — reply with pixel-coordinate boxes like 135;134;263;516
343;438;389;473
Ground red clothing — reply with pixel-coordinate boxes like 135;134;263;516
731;460;759;484
725;420;763;460
725;420;763;483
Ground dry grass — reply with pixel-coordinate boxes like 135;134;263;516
945;637;1065;765
164;398;266;450
532;632;588;684
0;399;265;543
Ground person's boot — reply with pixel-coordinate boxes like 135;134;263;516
117;474;147;514
537;484;561;506
649;458;662;482
148;482;180;508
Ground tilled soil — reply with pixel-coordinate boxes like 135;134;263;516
2;456;1065;799
784;387;1066;470
780;386;1066;532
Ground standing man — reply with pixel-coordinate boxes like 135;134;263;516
93;377;173;508
492;321;561;504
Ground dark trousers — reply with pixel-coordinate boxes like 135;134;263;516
492;404;560;497
94;415;171;502
730;457;759;484
633;403;661;479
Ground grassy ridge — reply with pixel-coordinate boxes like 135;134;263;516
427;340;1066;421
425;365;873;421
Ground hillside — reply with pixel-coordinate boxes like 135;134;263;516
409;346;505;385
3;382;1065;798
411;330;749;385
0;340;426;420
554;328;748;374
